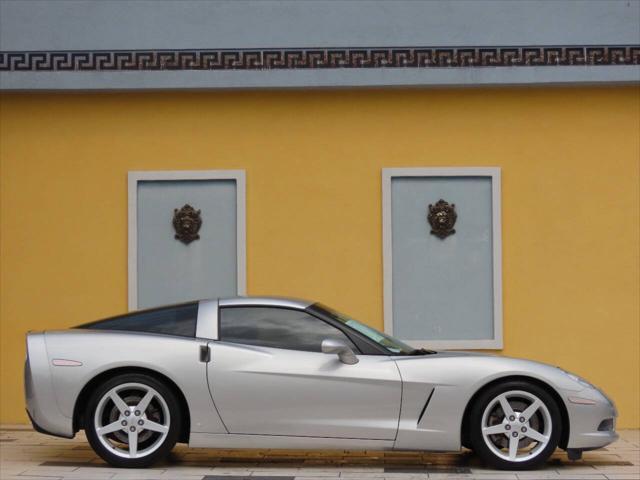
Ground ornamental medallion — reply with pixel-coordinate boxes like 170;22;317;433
173;204;202;245
427;199;457;239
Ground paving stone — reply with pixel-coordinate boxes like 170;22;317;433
203;477;294;480
466;475;518;480
1;476;65;480
388;466;472;472
19;469;114;479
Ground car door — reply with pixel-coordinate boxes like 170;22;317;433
207;306;402;440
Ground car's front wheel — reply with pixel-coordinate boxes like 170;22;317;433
469;380;561;470
84;373;181;468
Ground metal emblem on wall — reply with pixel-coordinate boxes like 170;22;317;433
427;199;457;239
173;204;202;245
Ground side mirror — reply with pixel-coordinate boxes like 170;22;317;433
321;338;359;365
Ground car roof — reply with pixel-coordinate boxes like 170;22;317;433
216;296;314;310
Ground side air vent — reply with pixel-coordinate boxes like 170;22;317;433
417;388;435;425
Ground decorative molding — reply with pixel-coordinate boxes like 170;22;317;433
1;45;638;72
382;167;502;351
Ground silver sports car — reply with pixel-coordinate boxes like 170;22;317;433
24;297;617;470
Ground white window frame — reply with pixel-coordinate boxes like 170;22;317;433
382;167;503;350
128;170;246;311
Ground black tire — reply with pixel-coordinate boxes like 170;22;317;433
84;373;181;468
468;380;561;470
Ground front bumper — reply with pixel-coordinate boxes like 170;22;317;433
564;386;618;450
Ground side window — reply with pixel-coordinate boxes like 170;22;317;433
77;302;199;338
219;307;357;353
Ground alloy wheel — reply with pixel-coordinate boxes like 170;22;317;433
93;382;170;459
480;389;552;463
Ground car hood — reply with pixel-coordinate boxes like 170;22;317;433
428;350;558;369
393;350;585;393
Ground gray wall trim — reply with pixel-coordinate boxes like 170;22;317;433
2;65;638;91
2;0;638;89
1;45;638;91
2;1;639;50
127;170;246;311
2;45;637;71
382;167;503;351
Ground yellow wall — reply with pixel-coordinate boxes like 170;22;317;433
1;87;638;428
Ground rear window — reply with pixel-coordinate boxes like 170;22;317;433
76;302;198;338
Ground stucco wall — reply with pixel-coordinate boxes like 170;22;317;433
1;86;639;428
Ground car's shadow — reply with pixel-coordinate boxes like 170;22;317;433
153;446;632;473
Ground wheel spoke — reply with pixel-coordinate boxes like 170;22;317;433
498;394;515;418
523;428;549;443
96;420;123;436
521;399;541;421
143;420;168;434
109;391;129;414
135;390;155;414
508;435;519;459
482;424;507;435
128;429;138;458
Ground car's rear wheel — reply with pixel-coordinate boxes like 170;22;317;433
84;373;180;468
469;381;561;470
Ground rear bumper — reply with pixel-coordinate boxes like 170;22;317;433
24;333;74;438
26;409;73;439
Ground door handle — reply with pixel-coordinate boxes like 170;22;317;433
200;345;211;363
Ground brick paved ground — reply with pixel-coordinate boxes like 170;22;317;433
0;426;638;480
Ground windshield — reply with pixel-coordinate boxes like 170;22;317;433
313;303;416;355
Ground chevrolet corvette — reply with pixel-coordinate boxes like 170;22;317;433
24;297;617;469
